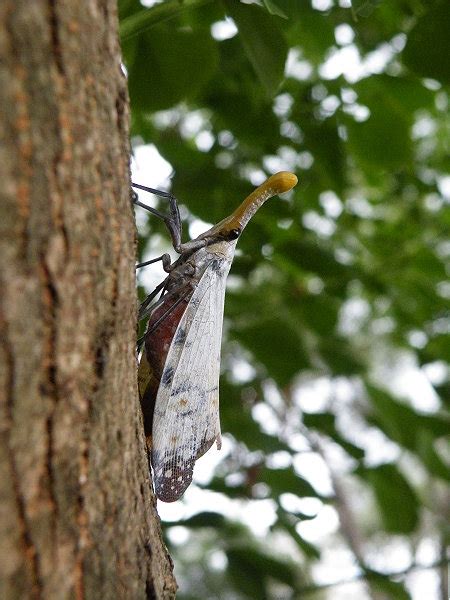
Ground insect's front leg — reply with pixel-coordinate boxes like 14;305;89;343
176;233;228;255
136;253;172;272
132;185;183;252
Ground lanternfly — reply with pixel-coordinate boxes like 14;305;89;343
134;172;298;502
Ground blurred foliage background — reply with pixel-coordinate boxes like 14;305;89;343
119;0;449;598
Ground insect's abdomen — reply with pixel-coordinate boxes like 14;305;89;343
138;290;194;445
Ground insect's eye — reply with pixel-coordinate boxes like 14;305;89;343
227;228;241;240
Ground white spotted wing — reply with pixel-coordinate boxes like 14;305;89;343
152;254;232;502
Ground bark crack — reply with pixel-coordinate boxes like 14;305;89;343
0;303;43;598
75;439;89;600
48;0;65;75
39;257;60;543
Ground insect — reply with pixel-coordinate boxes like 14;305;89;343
134;172;298;502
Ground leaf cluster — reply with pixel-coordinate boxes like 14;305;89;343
122;1;449;598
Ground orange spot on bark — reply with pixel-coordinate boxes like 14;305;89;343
68;20;80;33
15;115;30;132
17;183;30;217
20;141;33;161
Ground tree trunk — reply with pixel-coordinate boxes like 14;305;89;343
0;2;176;598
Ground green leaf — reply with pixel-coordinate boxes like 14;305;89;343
118;0;144;22
402;2;450;84
303;412;365;460
345;78;413;172
356;463;419;533
357;75;435;115
276;508;321;559
120;0;213;41
279;521;321;559
277;237;353;282
318;335;365;375
262;0;288;19
232;318;310;386
366;569;411;600
224;404;292;454
205;476;249;499
352;1;383;18
227;546;298;589
125;24;218;111
206;465;323;500
219;379;292;454
175;511;227;529
282;2;336;63
423;334;450;364
290;292;339;337
368;385;450;481
224;0;288;96
300;118;346;194
227;547;268;598
415;428;450;482
262;467;323;499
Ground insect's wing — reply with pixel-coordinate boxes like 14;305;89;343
152;259;229;502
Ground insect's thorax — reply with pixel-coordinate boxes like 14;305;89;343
172;237;238;284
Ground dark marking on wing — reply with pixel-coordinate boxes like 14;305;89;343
170;382;208;402
161;366;174;387
210;258;222;272
170;381;192;396
190;296;201;308
178;409;194;418
174;327;187;345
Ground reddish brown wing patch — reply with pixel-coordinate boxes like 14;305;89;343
138;289;194;438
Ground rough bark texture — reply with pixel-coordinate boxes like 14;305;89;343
0;1;176;598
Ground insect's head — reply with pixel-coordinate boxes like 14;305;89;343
207;171;298;242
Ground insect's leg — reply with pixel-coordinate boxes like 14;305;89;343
145;284;193;335
136;254;172;271
138;277;193;325
138;278;168;322
136;334;146;352
132;184;183;252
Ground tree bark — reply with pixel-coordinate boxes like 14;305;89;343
0;1;176;598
